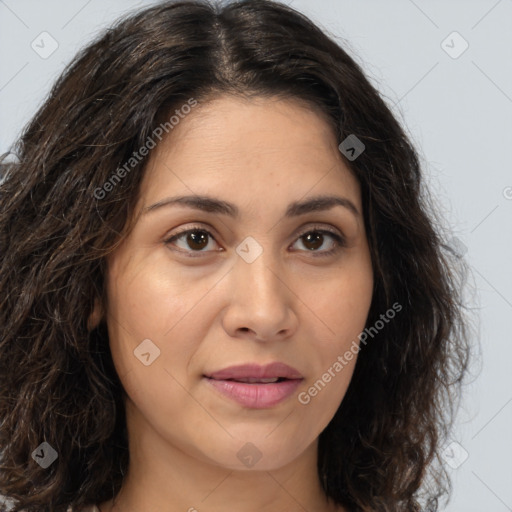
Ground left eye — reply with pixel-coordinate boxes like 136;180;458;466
164;227;345;257
292;230;345;255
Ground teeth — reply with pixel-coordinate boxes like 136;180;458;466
235;377;280;383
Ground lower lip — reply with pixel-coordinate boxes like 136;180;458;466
204;377;302;409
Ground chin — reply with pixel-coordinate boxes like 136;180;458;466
194;436;305;472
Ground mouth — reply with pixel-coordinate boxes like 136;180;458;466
203;362;303;409
209;377;291;383
204;362;303;381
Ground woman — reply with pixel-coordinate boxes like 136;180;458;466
0;0;470;511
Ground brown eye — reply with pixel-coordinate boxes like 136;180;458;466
292;229;346;257
164;225;345;258
183;231;209;251
301;232;324;251
164;228;218;254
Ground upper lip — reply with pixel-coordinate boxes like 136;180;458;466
204;362;303;380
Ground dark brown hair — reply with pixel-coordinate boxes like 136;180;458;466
0;1;470;510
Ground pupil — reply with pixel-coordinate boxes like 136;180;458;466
188;232;208;250
304;232;322;250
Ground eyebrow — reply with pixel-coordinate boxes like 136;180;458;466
143;194;359;218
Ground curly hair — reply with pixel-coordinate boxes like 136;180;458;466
0;0;470;510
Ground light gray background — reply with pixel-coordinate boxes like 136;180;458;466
1;1;511;511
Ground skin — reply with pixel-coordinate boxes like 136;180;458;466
92;94;373;512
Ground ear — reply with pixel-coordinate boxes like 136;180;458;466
87;296;104;332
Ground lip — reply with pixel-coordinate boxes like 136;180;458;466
204;362;303;380
203;362;304;409
204;377;302;409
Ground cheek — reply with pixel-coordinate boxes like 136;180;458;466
311;262;373;343
104;260;208;434
292;344;358;450
105;255;207;382
298;261;372;413
297;327;361;432
107;250;213;338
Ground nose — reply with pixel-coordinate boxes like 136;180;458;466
221;245;298;342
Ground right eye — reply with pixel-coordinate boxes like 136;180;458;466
163;226;221;256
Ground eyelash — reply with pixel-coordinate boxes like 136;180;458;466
163;224;346;258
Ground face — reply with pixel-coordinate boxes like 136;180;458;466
99;95;373;472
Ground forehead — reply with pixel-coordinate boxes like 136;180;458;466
154;94;338;154
139;94;360;207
